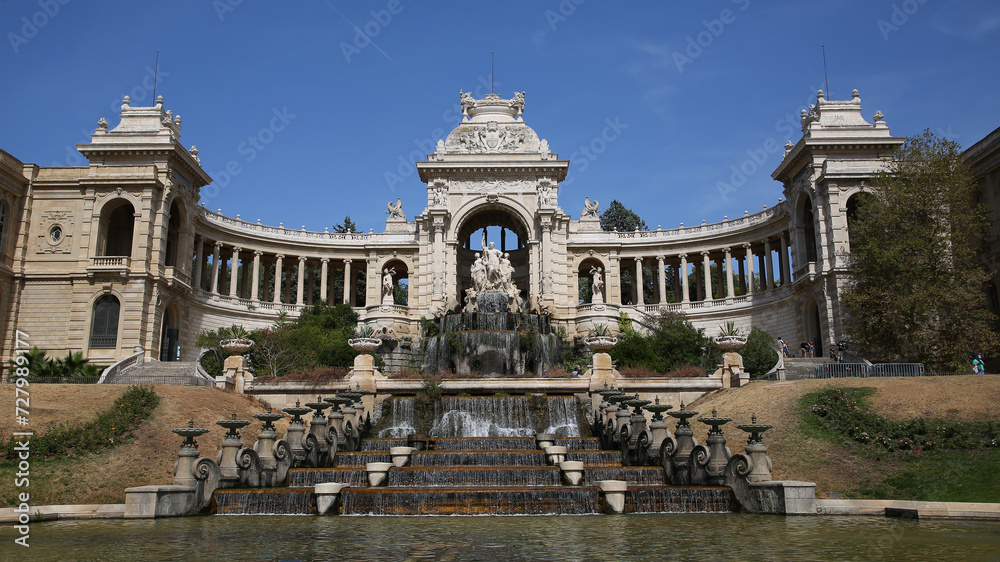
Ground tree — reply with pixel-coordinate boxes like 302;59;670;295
609;311;719;373
600;200;648;232
742;327;779;377
842;130;998;371
333;215;358;233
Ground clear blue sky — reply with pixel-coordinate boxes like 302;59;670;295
2;1;998;232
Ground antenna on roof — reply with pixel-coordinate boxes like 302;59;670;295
821;45;830;98
491;51;494;94
152;50;160;102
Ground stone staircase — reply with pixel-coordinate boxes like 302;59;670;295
781;357;828;380
105;361;212;385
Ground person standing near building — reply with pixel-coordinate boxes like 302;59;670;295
777;337;787;357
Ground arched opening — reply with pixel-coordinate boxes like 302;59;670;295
382;259;409;306
165;200;181;267
577;258;605;304
90;294;120;349
99;201;135;257
159;307;181;361
846;192;872;254
801;198;818;263
455;207;530;308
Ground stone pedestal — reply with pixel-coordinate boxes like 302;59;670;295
747;481;817;515
596;480;627;514
559;461;585;486
589;353;620;410
366;462;392;486
390;446;416;467
223;355;253;394
315;482;349;515
349;354;379;413
718;351;749;388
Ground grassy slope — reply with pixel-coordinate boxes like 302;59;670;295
688;376;1000;501
1;376;998;506
0;385;288;507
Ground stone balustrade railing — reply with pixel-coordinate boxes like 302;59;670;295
572;203;787;243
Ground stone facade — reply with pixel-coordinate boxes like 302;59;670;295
0;89;996;369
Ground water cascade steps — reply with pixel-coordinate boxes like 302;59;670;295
211;396;735;516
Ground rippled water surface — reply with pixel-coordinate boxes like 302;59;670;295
10;514;1000;560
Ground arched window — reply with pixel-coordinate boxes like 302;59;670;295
802;199;818;263
100;201;135;257
90;294;120;348
165;200;181;267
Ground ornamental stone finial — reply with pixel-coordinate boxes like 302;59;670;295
873;110;884;122
98;117;108;129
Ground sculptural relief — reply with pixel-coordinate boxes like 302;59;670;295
582;197;600;218
386;198;404;219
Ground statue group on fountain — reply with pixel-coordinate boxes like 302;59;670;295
465;231;519;312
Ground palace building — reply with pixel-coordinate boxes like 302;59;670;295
0;89;997;369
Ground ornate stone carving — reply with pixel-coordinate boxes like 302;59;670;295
386;198;404;219
452;177;534;193
581;197;600;218
36;211;73;254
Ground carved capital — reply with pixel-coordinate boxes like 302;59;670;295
656;255;665;262
321;258;330;264
743;243;753;250
298;256;308;263
253;250;263;257
344;259;352;265
275;254;285;260
678;253;688;260
213;242;223;251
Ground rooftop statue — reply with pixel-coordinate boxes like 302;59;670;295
386;198;404;219
582;197;600;218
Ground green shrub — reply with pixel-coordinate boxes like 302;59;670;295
743;327;779;377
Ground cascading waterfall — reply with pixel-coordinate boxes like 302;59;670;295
421;311;560;376
213;489;315;515
287;468;368;487
376;397;416;438
387;466;561;487
430;396;536;437
624;486;735;514
584;467;666;486
432;437;536;450
410;450;548;467
545;396;581;437
339;487;600;516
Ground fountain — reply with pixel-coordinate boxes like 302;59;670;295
620;396;652;466
252;407;292;486
663;402;700;485
645;396;674;462
696;408;733;485
303;397;335;467
421;293;560;376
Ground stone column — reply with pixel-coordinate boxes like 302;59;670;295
656;255;666;304
679;253;690;303
344;259;353;306
781;231;791;285
192;237;204;291
320;258;329;303
251;251;262;301
764;238;774;290
433;221;444;302
297;256;307;305
702;251;712;301
724;247;735;298
229;247;241;297
634;257;644;306
210;243;222;295
273;254;284;304
541;218;552;297
744;243;755;295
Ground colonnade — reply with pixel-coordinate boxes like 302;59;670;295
602;231;792;306
189;236;369;308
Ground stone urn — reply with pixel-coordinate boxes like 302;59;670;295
220;338;254;356
348;337;381;353
713;334;747;352
584;335;618;352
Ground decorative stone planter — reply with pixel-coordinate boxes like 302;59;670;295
596;480;628;514
558;461;585;486
348;337;382;353
366;462;393;487
713;335;747;352
315;482;349;515
535;432;555;450
584;336;618;352
389;446;416;467
220;338;254;356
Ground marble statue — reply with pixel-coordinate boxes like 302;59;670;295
582;197;600;218
381;267;396;301
470;252;486;293
386;198;404;219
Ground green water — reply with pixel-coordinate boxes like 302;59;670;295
4;514;999;560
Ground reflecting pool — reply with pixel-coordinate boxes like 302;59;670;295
8;513;1000;560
